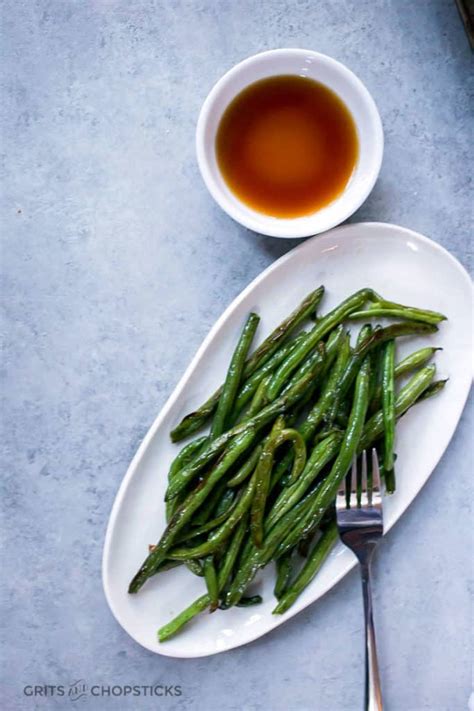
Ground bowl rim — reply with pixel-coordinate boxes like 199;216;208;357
195;48;384;239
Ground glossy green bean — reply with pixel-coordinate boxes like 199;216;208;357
233;333;307;415
174;495;237;544
166;437;211;522
250;418;285;548
168;436;209;482
416;378;447;402
217;515;249;590
192;480;228;526
243;286;325;374
355;321;438;356
325;324;371;426
241;374;272;421
227;444;262;487
236;595;263;607
276;429;307;484
273;523;338;614
348;300;446;325
158;594;210;642
185;559;204;577
210;313;260;439
279;343;325;398
371;346;440;412
382;340;396;488
274;552;294;599
300;331;351;439
359;365;436;450
203;556;219;611
219;595;263;610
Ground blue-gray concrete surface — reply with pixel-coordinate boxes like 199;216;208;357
1;1;472;710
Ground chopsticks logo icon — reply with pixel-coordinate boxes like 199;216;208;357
67;680;87;701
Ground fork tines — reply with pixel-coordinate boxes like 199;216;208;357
337;448;383;511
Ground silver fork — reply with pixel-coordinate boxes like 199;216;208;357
336;449;384;711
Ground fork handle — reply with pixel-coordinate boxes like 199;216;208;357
360;562;383;711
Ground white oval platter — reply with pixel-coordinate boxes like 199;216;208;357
103;222;472;658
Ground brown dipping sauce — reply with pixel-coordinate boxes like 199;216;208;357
216;75;359;218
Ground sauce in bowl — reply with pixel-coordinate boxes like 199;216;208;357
216;75;359;218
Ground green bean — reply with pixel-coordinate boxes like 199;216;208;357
297;531;315;558
326;325;371;424
273;504;325;561
165;493;182;524
279;343;326;398
239;374;272;422
369;345;387;414
323;324;346;362
273;523;338;614
348;300;446;325
378;455;397;492
266;289;375;400
210;313;260;439
185;559;204;577
276;429;307;484
214;488;235;517
396;346;440;377
302;332;350;435
170;287;325;441
168;436;209;482
382;340;396;487
129;429;256;592
371;346;440;412
368;344;382;405
234;333;307;415
267;431;342;528
166;356;326;501
416;378;447;402
274;552;294;599
192;480;228;526
217;515;249;590
166;438;211;521
174;496;237;544
219;595;263;610
151;558;183;576
355;322;438;356
359;365;436;450
203;556;219;611
158;594;210;642
158;517;249;641
227;444;262;487
251;418;285;548
236;595;262;607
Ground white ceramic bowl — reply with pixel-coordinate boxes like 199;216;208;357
196;49;384;238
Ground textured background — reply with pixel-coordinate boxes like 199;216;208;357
1;1;472;710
